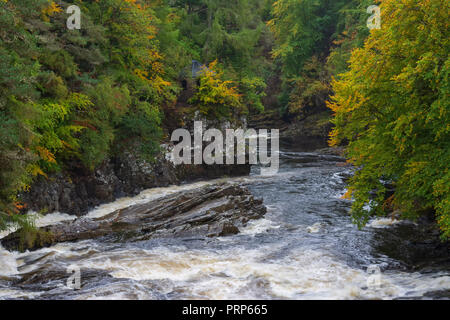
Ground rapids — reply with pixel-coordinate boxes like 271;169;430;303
0;149;449;299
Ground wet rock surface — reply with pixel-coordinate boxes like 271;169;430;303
21;152;250;217
3;184;266;251
373;219;450;271
248;109;333;151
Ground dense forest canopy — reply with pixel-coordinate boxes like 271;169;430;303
0;0;448;239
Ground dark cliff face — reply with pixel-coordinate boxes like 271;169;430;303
20;153;174;217
248;108;333;152
20;151;250;217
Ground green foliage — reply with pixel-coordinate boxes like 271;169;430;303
268;0;368;117
269;0;334;77
239;76;267;113
0;0;173;231
38;72;69;99
119;101;163;161
189;61;242;119
78;79;130;169
174;0;268;69
284;56;330;117
41;50;78;79
329;0;450;239
326;0;372;77
0;0;48;232
171;0;273;113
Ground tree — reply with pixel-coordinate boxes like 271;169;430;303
0;0;170;233
189;61;242;119
268;0;364;117
329;0;449;239
172;0;272;112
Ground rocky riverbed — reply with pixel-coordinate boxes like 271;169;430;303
3;184;265;251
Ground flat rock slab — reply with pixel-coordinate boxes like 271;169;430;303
2;184;266;251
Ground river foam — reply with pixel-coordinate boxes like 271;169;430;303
11;240;448;300
1;150;448;300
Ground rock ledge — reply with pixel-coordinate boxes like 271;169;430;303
2;184;266;251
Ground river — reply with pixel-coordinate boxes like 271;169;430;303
0;148;449;299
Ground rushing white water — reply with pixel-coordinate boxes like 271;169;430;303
0;245;18;277
0;212;76;240
0;150;449;300
367;218;404;229
1;237;448;300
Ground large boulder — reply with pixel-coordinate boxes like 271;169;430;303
3;184;266;251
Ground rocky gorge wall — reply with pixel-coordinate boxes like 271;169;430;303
21;151;250;217
20;117;251;217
